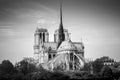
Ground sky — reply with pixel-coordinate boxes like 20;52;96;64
0;0;120;64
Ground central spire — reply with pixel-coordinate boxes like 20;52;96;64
57;1;65;49
60;1;63;27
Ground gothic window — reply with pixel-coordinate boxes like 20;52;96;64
74;56;81;70
43;33;45;42
69;62;73;70
69;53;74;70
70;53;73;61
49;54;51;60
39;33;42;39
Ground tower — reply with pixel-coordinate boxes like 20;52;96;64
34;28;49;62
57;2;65;48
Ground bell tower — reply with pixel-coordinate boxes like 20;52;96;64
34;28;49;62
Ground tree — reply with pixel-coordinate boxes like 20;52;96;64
81;62;91;71
112;68;120;80
0;60;15;80
0;60;14;74
53;65;64;72
16;59;37;75
19;60;28;75
114;62;120;68
101;66;113;78
92;59;104;74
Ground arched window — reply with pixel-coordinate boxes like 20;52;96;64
69;53;73;70
49;54;51;60
70;53;73;61
39;33;42;39
43;33;45;42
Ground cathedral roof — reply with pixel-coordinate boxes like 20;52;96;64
57;39;77;52
44;42;57;50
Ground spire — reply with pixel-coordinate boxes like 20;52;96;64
60;1;63;27
57;1;65;49
59;1;64;31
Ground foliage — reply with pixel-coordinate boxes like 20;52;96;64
1;58;120;80
100;66;113;77
0;60;16;80
112;68;120;80
12;72;25;80
53;65;65;72
114;62;120;68
0;60;15;74
19;60;29;75
30;70;70;80
15;59;37;75
92;58;104;74
49;71;70;80
81;62;91;71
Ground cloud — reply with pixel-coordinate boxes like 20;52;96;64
0;0;58;23
37;17;57;26
37;17;46;24
0;26;13;29
0;26;15;36
0;29;14;36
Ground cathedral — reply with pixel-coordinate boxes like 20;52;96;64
33;4;85;71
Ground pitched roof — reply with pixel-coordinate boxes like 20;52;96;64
44;42;57;51
57;40;77;52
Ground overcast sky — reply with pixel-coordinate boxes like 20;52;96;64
0;0;120;64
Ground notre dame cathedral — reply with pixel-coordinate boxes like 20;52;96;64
33;3;85;71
